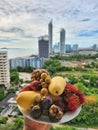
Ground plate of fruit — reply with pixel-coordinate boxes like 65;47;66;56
16;69;85;124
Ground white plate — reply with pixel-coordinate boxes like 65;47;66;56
18;105;81;124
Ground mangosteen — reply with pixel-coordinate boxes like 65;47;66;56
40;96;53;115
30;105;42;119
48;104;63;122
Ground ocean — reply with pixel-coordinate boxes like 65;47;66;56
0;48;38;59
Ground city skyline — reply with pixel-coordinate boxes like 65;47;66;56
0;0;98;50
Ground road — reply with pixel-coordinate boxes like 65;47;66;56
0;93;15;108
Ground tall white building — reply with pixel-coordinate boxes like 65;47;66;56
0;51;10;88
48;20;53;54
60;28;66;55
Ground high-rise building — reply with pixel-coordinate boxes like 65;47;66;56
0;51;10;88
60;28;65;55
53;42;60;53
72;44;78;52
38;35;49;58
48;20;53;54
65;44;72;52
92;44;97;51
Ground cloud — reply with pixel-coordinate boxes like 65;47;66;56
0;0;98;49
0;27;24;33
0;37;18;42
77;29;98;37
81;18;90;22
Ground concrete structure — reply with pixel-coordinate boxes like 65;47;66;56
60;28;65;55
66;44;72;52
38;35;49;58
10;58;26;68
72;44;78;52
48;20;53;54
26;57;44;68
53;43;60;53
9;57;44;69
7;97;17;107
92;44;97;51
79;50;98;56
0;51;10;88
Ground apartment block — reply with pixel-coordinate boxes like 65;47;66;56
9;57;44;69
0;51;10;88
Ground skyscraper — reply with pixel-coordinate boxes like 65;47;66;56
60;28;65;55
66;44;71;52
0;51;10;88
72;44;78;52
48;20;53;54
92;44;97;51
38;35;49;58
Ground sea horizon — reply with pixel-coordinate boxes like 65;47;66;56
0;48;38;59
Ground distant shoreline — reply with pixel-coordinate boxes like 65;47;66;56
0;48;38;59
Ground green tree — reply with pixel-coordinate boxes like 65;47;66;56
0;94;5;101
16;66;34;73
0;88;5;101
10;70;19;85
0;117;23;130
43;59;61;75
89;75;98;87
13;117;23;129
0;116;8;124
75;82;89;95
66;74;78;84
50;125;78;130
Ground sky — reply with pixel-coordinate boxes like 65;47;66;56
0;0;98;50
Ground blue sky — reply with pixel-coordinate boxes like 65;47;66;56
0;0;98;49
